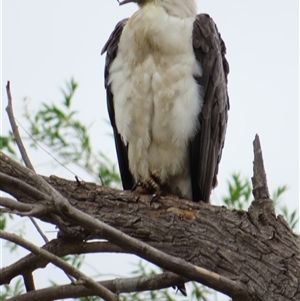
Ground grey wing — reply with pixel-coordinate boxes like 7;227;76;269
190;14;230;203
102;19;134;190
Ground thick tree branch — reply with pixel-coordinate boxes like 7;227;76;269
0;151;246;299
1;131;300;301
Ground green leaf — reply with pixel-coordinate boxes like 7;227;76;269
0;213;7;230
0;136;16;155
272;185;288;205
222;173;252;210
279;205;299;231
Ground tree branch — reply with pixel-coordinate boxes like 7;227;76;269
1;131;300;301
0;197;33;212
23;273;35;292
251;134;270;199
5;81;34;171
0;230;119;301
4;81;45;290
0;239;128;285
0;150;243;296
0;172;51;204
0;151;247;299
6;272;187;301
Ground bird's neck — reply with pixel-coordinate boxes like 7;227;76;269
139;0;197;18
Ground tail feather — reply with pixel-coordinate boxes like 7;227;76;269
173;283;187;296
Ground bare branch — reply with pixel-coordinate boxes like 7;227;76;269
27;215;50;242
5;81;34;170
251;134;270;199
0;239;128;285
0;197;53;217
23;273;35;292
0;197;33;212
0;230;119;301
0;152;67;201
6;272;186;301
0;172;51;203
5;82;50;247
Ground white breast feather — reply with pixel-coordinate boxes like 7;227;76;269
109;3;203;199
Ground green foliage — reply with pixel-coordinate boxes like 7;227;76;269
25;78;91;165
78;297;99;301
0;213;7;230
0;133;16;155
280;205;299;231
5;225;26;253
272;185;298;231
223;173;252;210
272;185;288;205
63;254;85;270
23;78;120;186
189;282;211;301
222;175;298;232
98;152;121;187
0;278;24;300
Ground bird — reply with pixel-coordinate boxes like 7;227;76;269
102;0;229;294
102;0;229;204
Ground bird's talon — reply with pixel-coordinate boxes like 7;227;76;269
131;182;142;192
150;193;159;206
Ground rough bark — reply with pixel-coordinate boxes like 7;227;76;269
40;177;300;300
0;148;299;301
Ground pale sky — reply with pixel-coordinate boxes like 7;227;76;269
1;1;299;300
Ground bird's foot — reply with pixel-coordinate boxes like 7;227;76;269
131;181;152;194
131;173;164;206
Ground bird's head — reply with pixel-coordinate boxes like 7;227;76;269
118;0;153;7
118;0;197;18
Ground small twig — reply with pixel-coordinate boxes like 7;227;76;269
0;196;55;218
23;273;35;292
251;134;270;200
4;83;81;288
0;152;63;202
5;81;34;171
26;216;50;242
5;81;50;246
0;230;119;301
0;172;51;203
0;197;34;212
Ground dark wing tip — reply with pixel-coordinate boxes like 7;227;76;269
103;18;134;191
191;13;230;203
101;18;128;55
